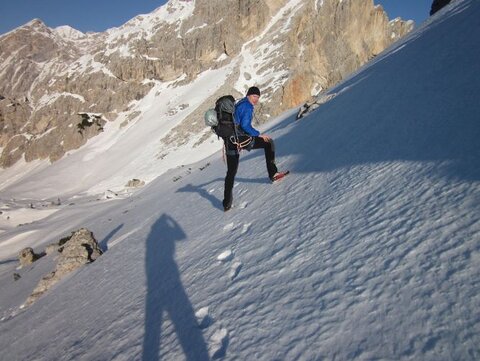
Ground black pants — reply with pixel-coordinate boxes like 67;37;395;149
223;136;278;208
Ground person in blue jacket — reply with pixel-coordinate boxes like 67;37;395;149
222;86;281;211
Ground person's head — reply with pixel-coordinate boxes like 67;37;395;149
246;86;261;106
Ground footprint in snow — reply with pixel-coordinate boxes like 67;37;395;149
217;250;243;280
223;222;235;231
240;223;251;235
210;328;229;359
217;249;233;262
229;261;243;280
195;307;212;329
224;221;249;233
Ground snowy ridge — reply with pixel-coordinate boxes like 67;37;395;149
35;92;86;110
0;1;479;360
105;0;195;47
53;25;86;41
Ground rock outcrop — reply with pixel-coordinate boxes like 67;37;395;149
126;178;145;188
18;247;42;267
0;0;413;168
25;228;102;306
430;0;453;15
297;92;338;120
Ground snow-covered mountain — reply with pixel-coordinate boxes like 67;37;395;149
0;0;479;360
0;0;412;189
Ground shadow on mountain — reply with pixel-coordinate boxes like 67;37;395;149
142;214;209;361
267;7;480;182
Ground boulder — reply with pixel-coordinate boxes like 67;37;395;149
297;93;337;120
45;243;60;255
125;178;145;188
18;247;41;267
430;0;452;15
56;228;103;275
25;228;102;306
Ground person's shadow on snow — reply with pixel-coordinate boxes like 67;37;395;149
176;176;270;210
177;180;223;210
142;214;209;361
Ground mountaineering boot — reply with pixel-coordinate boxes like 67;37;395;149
223;197;233;212
271;171;290;183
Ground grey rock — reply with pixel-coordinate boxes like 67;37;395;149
25;228;102;306
125;179;145;188
297;93;337;119
45;243;60;255
18;247;41;267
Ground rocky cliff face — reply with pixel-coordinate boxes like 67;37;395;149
0;0;413;168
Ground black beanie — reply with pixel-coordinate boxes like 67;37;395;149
246;86;261;97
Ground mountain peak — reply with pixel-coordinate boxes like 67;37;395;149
53;25;86;41
21;18;49;32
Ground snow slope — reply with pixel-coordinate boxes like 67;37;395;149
0;63;235;200
0;1;479;360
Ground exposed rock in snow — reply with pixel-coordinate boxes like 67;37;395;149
297;92;338;119
125;178;145;188
430;0;453;15
25;228;102;306
18;247;42;267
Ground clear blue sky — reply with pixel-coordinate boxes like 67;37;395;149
0;0;433;35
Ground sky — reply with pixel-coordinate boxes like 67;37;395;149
0;0;434;35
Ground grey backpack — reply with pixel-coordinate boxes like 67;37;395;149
204;95;236;138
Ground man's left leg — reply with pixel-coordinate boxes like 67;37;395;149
223;153;239;210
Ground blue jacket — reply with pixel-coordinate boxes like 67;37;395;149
234;97;260;136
